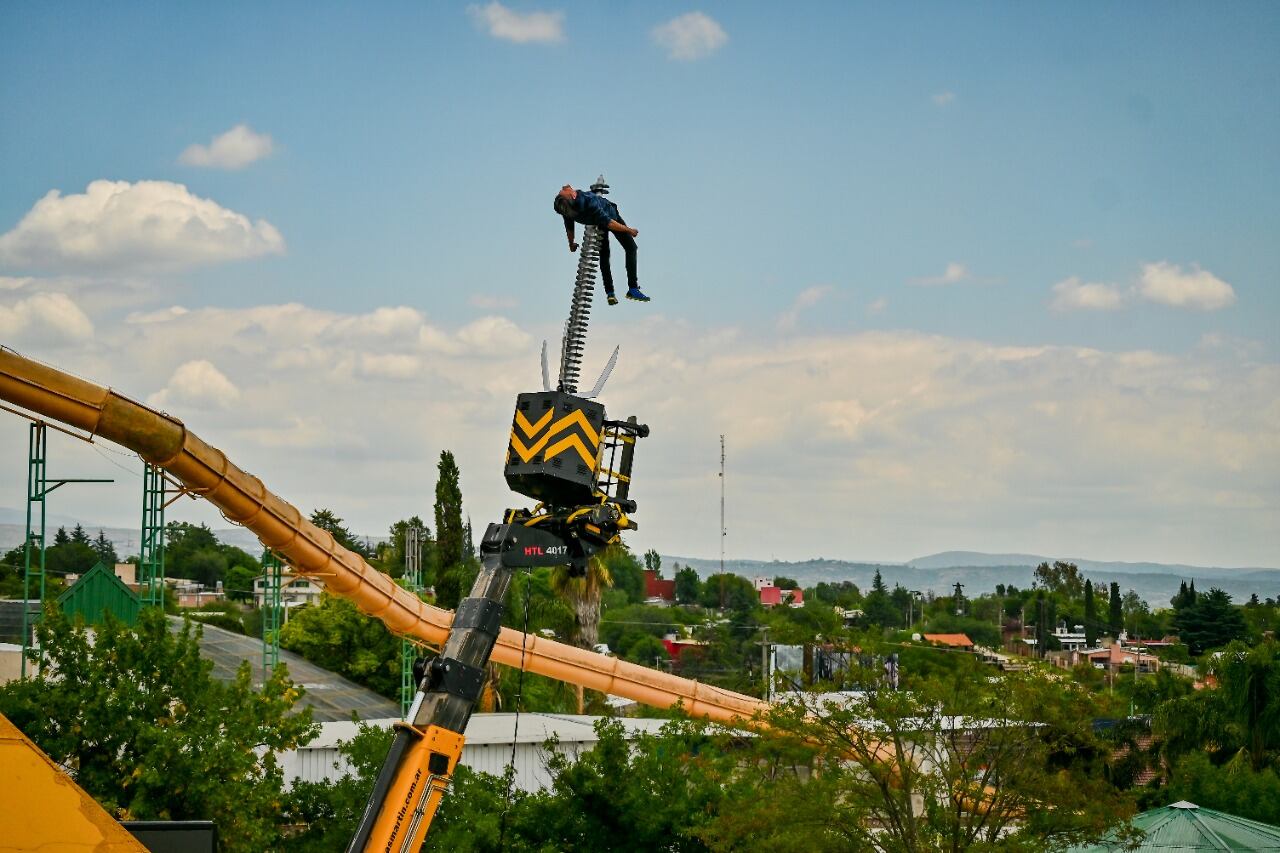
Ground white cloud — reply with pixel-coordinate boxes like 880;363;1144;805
0;292;93;343
652;12;728;61
0;180;284;274
0;276;32;291
3;298;1276;569
179;124;274;170
932;91;956;106
148;360;240;410
1050;277;1124;311
911;262;969;286
467;2;564;44
1138;262;1236;311
778;285;831;331
866;297;888;315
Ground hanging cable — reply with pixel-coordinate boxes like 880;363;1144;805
498;571;535;849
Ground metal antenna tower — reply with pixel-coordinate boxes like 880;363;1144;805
719;435;726;575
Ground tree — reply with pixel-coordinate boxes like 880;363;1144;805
773;575;798;590
1033;560;1084;600
551;556;614;712
310;509;369;559
0;608;315;851
53;526;70;547
92;529;118;565
701;663;1137;852
1157;639;1280;772
280;593;402;698
597;544;645;604
862;569;898;628
283;723;393;851
433;451;468;609
674;566;702;605
70;523;91;546
643;549;662;578
1083;580;1098;647
1108;582;1123;636
1175;588;1246;656
699;573;757;613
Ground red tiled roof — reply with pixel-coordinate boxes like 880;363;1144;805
923;633;974;648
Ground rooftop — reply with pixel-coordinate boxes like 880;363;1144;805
1072;801;1280;851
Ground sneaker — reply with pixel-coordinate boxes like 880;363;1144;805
626;287;650;302
607;293;619;306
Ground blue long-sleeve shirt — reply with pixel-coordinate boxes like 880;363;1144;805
560;190;620;237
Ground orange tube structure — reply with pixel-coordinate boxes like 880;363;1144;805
0;347;767;725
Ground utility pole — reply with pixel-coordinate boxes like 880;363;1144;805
761;627;770;702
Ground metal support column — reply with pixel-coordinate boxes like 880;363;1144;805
18;423;112;677
400;526;423;719
262;549;283;676
139;463;167;608
20;423;47;679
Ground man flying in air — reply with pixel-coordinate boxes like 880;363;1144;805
554;182;649;304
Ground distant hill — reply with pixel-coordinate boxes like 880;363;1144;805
908;550;1273;579
663;552;1280;608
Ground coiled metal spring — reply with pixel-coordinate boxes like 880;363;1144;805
558;225;602;393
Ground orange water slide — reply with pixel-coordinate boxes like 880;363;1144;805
0;347;768;724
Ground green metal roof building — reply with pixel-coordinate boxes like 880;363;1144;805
1073;801;1280;851
56;561;140;627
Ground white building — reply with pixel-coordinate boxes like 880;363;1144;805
253;573;324;609
278;713;672;793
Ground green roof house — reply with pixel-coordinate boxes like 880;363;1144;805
1073;801;1280;851
57;561;140;627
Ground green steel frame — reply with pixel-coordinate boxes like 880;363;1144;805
262;549;283;676
20;423;47;679
139;462;167;608
19;422;112;678
399;526;424;718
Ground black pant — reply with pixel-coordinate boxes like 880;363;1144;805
598;216;637;295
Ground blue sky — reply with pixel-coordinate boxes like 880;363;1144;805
1;3;1277;568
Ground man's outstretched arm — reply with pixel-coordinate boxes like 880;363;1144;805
562;215;579;251
606;220;639;237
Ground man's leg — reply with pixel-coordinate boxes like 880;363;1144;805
598;230;616;297
613;215;639;291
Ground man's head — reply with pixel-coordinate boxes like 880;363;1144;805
553;184;577;216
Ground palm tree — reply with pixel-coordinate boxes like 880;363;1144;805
550;555;613;713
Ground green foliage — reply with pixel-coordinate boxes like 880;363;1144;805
674;565;702;604
699;572;758;613
282;723;393;851
598;543;645;604
1108;581;1123;635
0;607;315;851
279;593;401;699
1084;580;1098;647
434;451;467;609
643;548;662;577
701;662;1135;852
1174;587;1247;656
92;529;118;565
1156;640;1280;772
861;568;900;627
189;611;247;634
1033;560;1084;599
809;580;862;608
309;509;370;559
1165;751;1280;826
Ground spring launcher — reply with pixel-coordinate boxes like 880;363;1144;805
503;177;648;571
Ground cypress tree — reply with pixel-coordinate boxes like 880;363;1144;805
433;450;466;609
1108;582;1123;636
1083;580;1098;647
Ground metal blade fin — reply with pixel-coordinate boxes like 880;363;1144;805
541;340;551;392
584;346;620;399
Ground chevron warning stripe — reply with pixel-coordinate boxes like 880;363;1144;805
508;406;601;468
